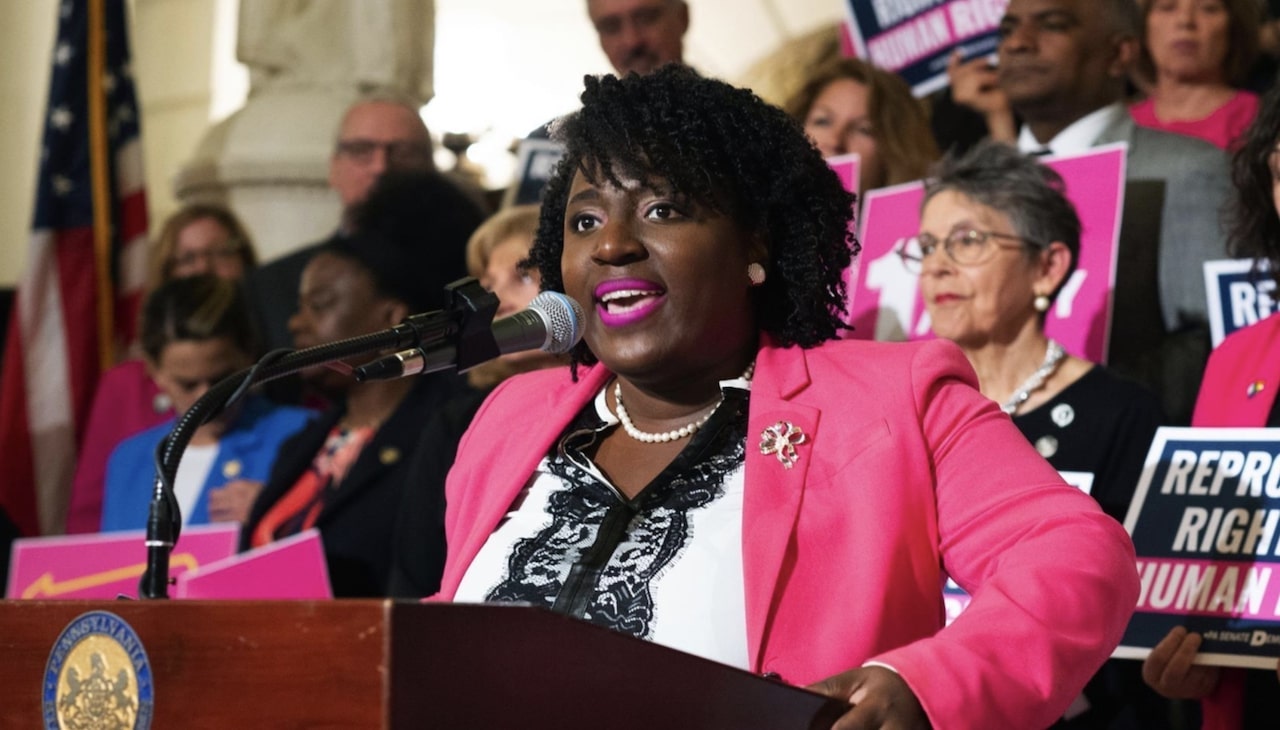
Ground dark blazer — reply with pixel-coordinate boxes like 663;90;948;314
386;388;489;598
1095;109;1231;425
244;373;469;597
1097;110;1232;332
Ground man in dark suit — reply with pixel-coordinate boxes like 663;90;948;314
995;0;1233;425
243;94;435;352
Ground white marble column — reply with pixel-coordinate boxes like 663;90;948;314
174;0;436;262
0;0;59;287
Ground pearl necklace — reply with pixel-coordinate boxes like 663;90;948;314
1001;339;1065;415
613;361;756;444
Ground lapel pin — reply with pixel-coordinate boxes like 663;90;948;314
379;447;400;465
760;421;806;469
1248;380;1266;398
221;459;242;479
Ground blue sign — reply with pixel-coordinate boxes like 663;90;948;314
1116;427;1280;669
1204;259;1275;348
843;0;1008;95
504;139;565;208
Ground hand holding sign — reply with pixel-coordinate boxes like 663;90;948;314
1142;626;1221;700
946;51;1014;142
843;0;1006;95
1119;427;1280;669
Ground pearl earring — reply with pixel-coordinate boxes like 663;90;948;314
747;262;766;286
1034;294;1051;313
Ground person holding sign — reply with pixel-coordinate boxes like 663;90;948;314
1142;82;1280;730
433;66;1139;729
908;142;1166;524
906;142;1170;727
785;57;938;193
953;0;1233;426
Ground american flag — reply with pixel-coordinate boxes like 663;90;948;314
0;0;148;536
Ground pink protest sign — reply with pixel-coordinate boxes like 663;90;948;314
827;153;861;199
6;522;240;599
174;528;331;599
846;144;1126;363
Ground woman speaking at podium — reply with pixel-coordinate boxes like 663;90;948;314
432;66;1139;729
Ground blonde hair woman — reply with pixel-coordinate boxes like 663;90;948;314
67;203;260;533
786;57;939;191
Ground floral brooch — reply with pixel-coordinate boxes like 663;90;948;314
759;421;806;469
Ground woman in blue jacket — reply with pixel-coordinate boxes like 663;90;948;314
100;275;311;532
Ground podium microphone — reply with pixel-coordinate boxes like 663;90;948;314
355;290;585;381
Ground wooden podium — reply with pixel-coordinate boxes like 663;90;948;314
0;600;848;729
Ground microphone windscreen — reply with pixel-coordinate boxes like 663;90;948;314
529;291;585;354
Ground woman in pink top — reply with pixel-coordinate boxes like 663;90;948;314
1141;81;1280;730
436;66;1140;729
1130;0;1263;149
65;203;259;533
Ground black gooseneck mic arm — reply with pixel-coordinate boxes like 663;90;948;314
138;278;498;599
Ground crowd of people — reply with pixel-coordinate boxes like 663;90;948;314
9;0;1280;726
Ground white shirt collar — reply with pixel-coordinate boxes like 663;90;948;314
1016;103;1125;156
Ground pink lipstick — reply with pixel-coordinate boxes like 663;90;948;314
594;278;666;327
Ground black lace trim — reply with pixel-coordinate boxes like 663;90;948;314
483;388;749;639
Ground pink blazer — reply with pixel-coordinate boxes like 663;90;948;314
66;359;172;533
1193;314;1280;427
436;337;1139;728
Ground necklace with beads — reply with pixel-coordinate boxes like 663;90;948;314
1000;339;1065;415
613;361;755;444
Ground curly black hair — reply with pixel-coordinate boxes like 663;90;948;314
334;169;486;313
1228;83;1280;283
526;65;857;369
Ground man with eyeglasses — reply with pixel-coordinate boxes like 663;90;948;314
244;94;437;352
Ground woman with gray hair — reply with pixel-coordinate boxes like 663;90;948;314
902;141;1171;727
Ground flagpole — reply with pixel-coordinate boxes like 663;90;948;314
86;0;115;371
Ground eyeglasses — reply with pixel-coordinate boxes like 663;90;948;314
896;229;1041;274
334;138;431;166
170;242;244;270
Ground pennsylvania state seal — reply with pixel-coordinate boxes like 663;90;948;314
43;610;154;730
